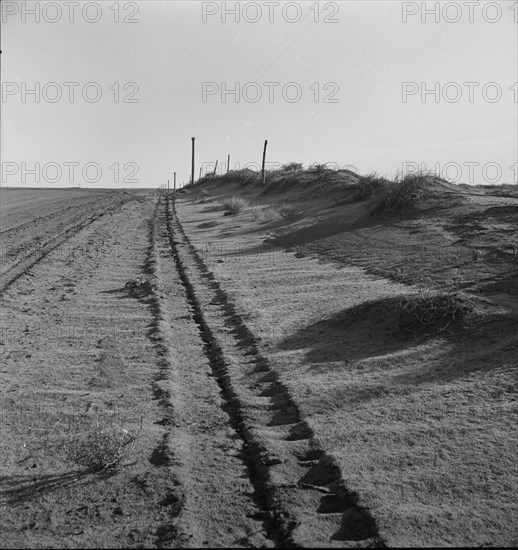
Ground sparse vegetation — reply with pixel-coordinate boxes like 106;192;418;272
62;427;136;471
189;161;360;192
125;277;156;295
2;171;517;547
277;203;299;220
219;195;250;215
476;183;518;198
250;206;264;221
309;162;335;182
355;170;441;208
281;162;303;172
357;172;391;200
229;169;258;186
396;290;473;335
251;205;277;221
375;171;438;211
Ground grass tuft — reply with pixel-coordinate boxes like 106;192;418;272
357;173;391;200
396;290;473;335
124;277;156;296
219;195;250;215
228;169;258;186
251;205;277;221
376;171;438;211
277;203;299;220
281;162;303;172
62;428;136;471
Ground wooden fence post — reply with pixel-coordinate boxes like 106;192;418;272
212;160;218;179
261;140;268;185
191;137;196;185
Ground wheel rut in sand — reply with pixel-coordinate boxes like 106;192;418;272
158;194;385;548
149;197;274;548
0;196;191;548
0;195;135;296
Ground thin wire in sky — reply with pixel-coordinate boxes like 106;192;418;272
207;15;315;129
247;12;313;83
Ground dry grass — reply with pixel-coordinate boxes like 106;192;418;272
375;172;436;210
62;427;136;471
251;206;278;222
219;195;250;215
357;173;391;200
477;183;518;198
396;290;473;335
309;163;336;183
229;169;258;186
281;162;303;172
277;203;299;220
354;170;447;210
190;162;360;195
124;277;156;294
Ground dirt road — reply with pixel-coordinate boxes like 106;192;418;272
169;184;517;548
2;184;515;547
1;191;383;547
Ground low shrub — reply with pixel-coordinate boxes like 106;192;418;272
63;428;136;471
251;206;277;221
124;277;156;296
309;163;335;182
357;173;391;200
228;169;258;186
376;171;436;211
282;162;303;172
396;290;473;335
219;195;250;215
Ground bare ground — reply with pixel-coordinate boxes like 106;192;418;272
0;183;516;547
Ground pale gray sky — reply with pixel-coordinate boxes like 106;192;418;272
1;0;517;187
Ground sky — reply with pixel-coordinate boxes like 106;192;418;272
1;0;517;188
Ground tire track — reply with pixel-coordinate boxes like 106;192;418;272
165;195;385;548
149;195;274;547
0;196;107;236
0;195;188;547
0;197;133;296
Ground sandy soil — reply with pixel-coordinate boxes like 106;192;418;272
1;184;516;547
171;181;517;547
